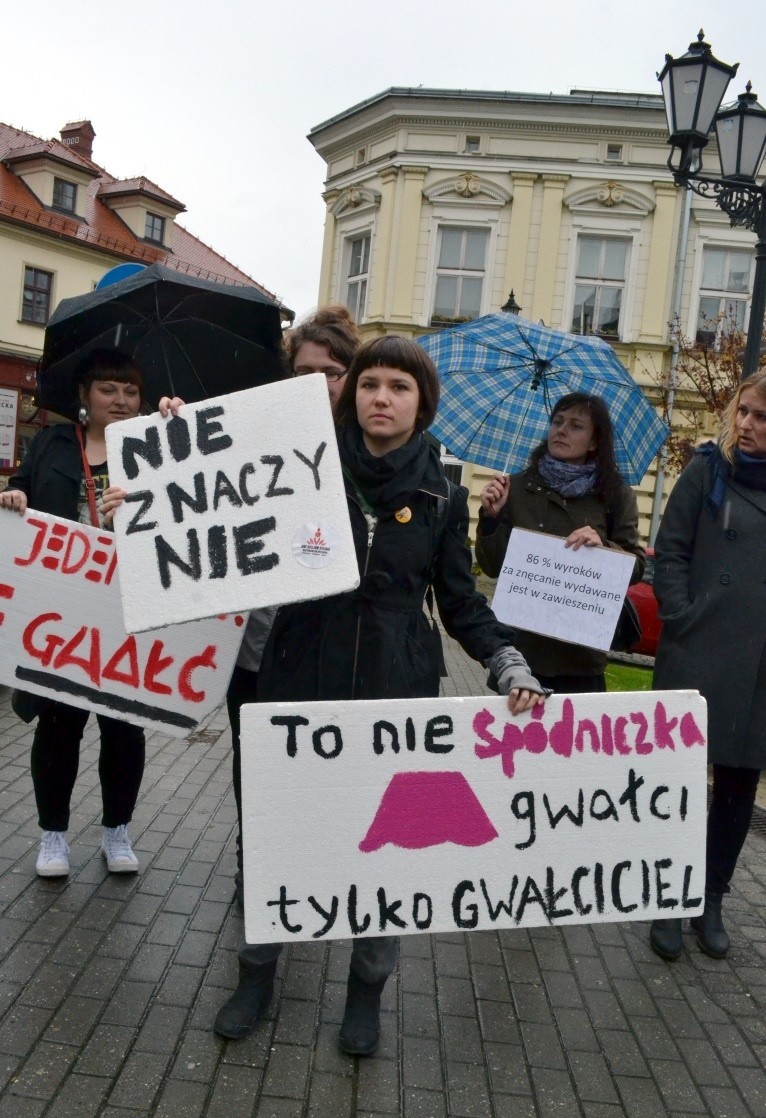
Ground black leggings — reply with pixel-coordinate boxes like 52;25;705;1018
706;764;761;896
31;701;145;831
225;664;260;868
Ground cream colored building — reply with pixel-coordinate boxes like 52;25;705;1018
308;87;758;538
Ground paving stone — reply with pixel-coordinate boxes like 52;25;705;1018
402;1035;444;1092
75;1024;135;1077
445;1061;492;1117
153;1077;209;1118
568;1051;620;1105
529;1066;580;1117
307;1070;354;1117
205;1064;262;1117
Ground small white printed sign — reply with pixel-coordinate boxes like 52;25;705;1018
491;528;635;651
106;375;359;633
0;509;245;737
240;691;707;943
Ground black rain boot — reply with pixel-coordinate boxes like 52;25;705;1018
339;971;387;1056
214;959;277;1039
649;918;683;961
691;894;730;959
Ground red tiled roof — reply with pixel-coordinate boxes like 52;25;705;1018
0;121;287;308
97;176;184;210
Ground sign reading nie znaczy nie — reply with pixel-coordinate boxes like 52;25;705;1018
240;691;707;943
106;375;358;633
0;509;245;736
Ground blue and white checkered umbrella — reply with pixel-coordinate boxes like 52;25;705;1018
418;314;668;485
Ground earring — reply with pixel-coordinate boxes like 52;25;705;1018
78;405;89;426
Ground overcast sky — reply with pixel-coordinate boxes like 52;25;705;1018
4;1;766;319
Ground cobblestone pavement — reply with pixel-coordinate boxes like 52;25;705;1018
1;636;766;1118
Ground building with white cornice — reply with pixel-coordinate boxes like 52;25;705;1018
308;87;757;536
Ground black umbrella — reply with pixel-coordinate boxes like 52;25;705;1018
38;263;287;419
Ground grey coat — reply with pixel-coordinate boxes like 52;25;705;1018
652;452;766;768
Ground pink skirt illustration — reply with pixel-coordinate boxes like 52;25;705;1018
359;771;498;852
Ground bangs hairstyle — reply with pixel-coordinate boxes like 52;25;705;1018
530;391;623;504
335;335;441;431
285;304;361;372
719;371;766;462
76;349;144;395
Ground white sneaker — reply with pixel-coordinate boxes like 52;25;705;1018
101;825;139;873
36;831;70;877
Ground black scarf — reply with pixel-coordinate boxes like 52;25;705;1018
337;423;433;512
699;441;766;517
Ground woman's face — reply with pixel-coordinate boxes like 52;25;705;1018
547;406;597;465
356;365;421;456
735;387;766;458
83;379;141;431
293;341;347;409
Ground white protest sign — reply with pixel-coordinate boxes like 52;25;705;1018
240;691;707;943
491;528;635;651
0;509;245;737
106;375;359;633
0;386;18;468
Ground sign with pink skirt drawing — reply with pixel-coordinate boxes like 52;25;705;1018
239;691;707;942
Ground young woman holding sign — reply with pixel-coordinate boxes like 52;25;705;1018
214;334;546;1056
1;350;179;878
475;393;645;693
649;372;766;962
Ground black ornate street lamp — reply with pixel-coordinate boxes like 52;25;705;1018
659;31;766;376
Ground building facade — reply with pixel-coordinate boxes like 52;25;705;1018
308;87;758;536
0;119;290;479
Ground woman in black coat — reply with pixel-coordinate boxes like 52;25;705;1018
214;335;546;1056
475;393;645;692
0;350;171;879
649;371;766;963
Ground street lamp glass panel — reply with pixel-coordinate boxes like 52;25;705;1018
715;95;766;180
659;36;738;156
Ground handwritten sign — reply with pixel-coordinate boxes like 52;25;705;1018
106;375;358;633
0;387;18;468
0;509;245;736
239;691;707;943
491;528;635;651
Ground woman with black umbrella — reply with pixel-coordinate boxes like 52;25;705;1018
1;349;179;878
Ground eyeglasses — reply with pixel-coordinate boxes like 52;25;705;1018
294;366;348;383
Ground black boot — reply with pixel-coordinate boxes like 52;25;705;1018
214;959;276;1039
649;918;683;961
691;894;730;959
339;971;386;1056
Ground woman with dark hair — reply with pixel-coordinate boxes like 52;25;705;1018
648;372;766;963
287;303;361;408
475;392;645;693
214;335;546;1055
0;349;180;878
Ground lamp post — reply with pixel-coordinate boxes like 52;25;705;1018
659;31;766;377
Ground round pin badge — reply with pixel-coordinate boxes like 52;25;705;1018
395;507;412;523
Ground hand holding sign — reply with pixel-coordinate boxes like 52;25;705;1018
491;528;635;651
106;375;359;633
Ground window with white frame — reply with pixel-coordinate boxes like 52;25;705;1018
345;234;370;322
432;227;488;323
696;246;752;345
570;235;628;338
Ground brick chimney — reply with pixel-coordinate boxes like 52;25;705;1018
59;121;95;160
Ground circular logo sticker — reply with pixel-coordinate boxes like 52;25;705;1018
292;522;341;568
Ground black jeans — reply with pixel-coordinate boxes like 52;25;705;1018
31;701;145;831
225;664;260;868
706;764;761;896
